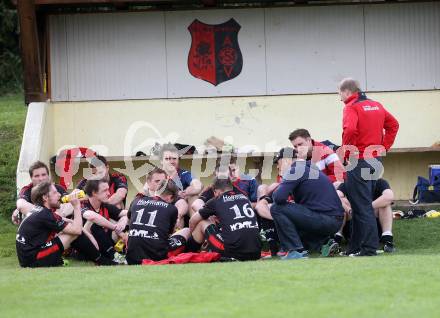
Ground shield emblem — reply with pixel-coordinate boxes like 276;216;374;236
188;18;243;86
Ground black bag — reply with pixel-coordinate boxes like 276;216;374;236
411;176;440;204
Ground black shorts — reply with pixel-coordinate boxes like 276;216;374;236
206;225;225;252
126;235;187;265
29;237;64;268
207;226;259;261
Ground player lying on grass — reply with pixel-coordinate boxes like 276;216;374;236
12;161;73;224
16;182;116;267
160;144;202;216
77;155;128;209
80;179;128;263
189;178;261;261
126;179;194;265
270;149;345;260
141;167;188;230
336;178;395;253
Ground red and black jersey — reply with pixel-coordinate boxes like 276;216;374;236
309;140;346;183
16;206;67;266
80;200;122;223
18;183;67;204
77;172;128;205
199;190;261;256
126;195;178;262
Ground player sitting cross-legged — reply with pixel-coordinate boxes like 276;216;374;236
80;179;129;264
16;182;83;267
126;179;192;265
141;167;189;230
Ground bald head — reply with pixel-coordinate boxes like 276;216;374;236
338;78;361;102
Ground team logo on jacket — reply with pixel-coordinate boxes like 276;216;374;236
187;18;243;86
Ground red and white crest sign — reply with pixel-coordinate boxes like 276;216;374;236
187;18;243;86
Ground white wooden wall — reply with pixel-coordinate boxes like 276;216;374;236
49;2;440;101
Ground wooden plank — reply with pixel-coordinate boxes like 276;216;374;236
387;147;440;154
17;0;45;104
72;147;440;163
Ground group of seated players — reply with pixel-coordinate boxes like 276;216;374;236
13;128;395;267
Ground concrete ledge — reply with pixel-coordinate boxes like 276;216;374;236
16;102;50;194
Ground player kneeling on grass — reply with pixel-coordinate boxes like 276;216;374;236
126;180;192;265
16;182;83;267
336;178;395;253
270;152;345;260
81;180;128;264
189;178;261;261
256;147;296;258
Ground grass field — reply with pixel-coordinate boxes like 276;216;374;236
1;94;440;318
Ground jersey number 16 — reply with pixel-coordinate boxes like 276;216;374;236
229;203;255;219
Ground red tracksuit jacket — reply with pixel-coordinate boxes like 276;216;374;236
342;92;399;160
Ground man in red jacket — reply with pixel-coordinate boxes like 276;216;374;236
339;78;399;256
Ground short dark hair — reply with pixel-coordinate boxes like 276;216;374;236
31;181;52;206
89;155;108;168
338;78;361;93
274;147;297;164
158;179;179;200
147;167;167;181
288;129;311;141
29;161;49;178
159;143;179;160
84;179;107;197
212;177;233;192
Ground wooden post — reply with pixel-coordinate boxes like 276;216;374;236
17;0;45;104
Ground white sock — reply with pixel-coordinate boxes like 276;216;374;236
382;231;393;237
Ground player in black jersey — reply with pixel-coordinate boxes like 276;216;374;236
126;180;191;264
336;178;395;253
141;167;189;230
16;182;83;267
17;181;121;267
189;178;261;261
80;179;128;262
